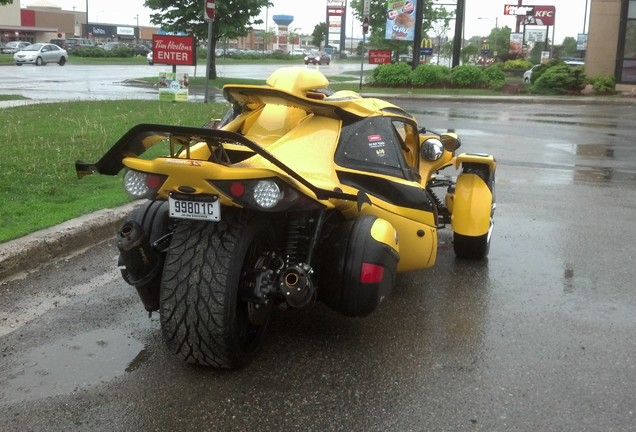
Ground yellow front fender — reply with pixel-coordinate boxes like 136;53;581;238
450;173;493;236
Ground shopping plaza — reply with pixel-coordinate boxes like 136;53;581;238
1;0;634;93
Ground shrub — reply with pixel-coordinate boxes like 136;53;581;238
73;46;135;58
532;63;586;94
484;64;506;90
73;47;108;58
270;50;291;60
503;59;533;71
372;62;412;86
586;74;616;94
110;46;135;58
449;64;487;87
410;64;450;87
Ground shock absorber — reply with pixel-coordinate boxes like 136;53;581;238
278;211;324;309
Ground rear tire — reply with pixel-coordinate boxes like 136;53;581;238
58;56;66;66
160;211;276;368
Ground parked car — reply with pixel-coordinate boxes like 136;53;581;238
290;48;307;57
2;41;31;54
49;39;66;48
14;43;68;66
147;51;154;65
130;43;150;56
523;64;541;84
65;38;93;52
304;51;330;65
102;41;126;51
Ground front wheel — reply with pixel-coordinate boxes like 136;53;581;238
35;57;43;66
58;56;66;66
160;211;277;368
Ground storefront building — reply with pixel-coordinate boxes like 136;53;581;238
586;0;636;92
1;2;156;45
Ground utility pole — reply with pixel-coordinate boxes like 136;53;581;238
412;0;424;69
452;0;465;67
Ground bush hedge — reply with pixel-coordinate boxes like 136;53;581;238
73;47;135;58
532;63;585;94
586;74;616;94
450;64;487;87
372;62;412;86
410;64;450;86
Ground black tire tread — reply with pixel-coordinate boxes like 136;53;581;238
160;212;270;368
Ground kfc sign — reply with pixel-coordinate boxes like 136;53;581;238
504;4;534;15
516;5;556;26
152;35;197;66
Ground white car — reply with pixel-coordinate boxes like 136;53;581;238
14;43;68;66
147;51;154;65
2;41;30;54
523;64;541;84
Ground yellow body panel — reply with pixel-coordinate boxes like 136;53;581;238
455;153;497;173
359;204;437;272
370;218;399;255
450;173;493;236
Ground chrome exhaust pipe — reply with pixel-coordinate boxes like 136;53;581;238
279;265;315;309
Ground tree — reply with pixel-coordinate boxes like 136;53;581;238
144;0;272;79
312;23;328;49
560;36;579;58
460;44;479;64
0;0;14;4
428;8;454;64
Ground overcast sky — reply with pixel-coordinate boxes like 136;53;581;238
25;0;591;43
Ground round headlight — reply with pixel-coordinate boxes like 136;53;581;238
421;138;445;161
252;180;281;209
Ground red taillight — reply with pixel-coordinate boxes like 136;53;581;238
145;174;163;190
230;182;245;197
360;263;385;283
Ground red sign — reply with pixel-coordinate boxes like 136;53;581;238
152;35;197;66
504;4;534;15
369;50;392;65
517;5;556;26
328;7;344;15
204;0;215;20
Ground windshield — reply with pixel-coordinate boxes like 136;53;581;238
23;44;42;51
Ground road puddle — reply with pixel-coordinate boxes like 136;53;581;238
0;328;145;405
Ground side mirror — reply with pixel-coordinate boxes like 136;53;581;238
421;138;444;161
440;133;461;152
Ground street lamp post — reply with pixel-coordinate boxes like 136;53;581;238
85;0;89;38
134;14;139;43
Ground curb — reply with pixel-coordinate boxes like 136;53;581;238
0;202;140;282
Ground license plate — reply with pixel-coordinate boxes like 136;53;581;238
168;195;220;221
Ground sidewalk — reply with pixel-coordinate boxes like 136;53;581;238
0;203;140;281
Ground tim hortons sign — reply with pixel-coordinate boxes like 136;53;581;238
152;35;197;66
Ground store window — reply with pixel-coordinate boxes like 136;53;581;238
618;0;636;83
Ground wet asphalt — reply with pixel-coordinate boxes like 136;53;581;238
1;69;636;431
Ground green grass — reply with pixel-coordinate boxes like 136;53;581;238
0;94;28;101
0;100;226;243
